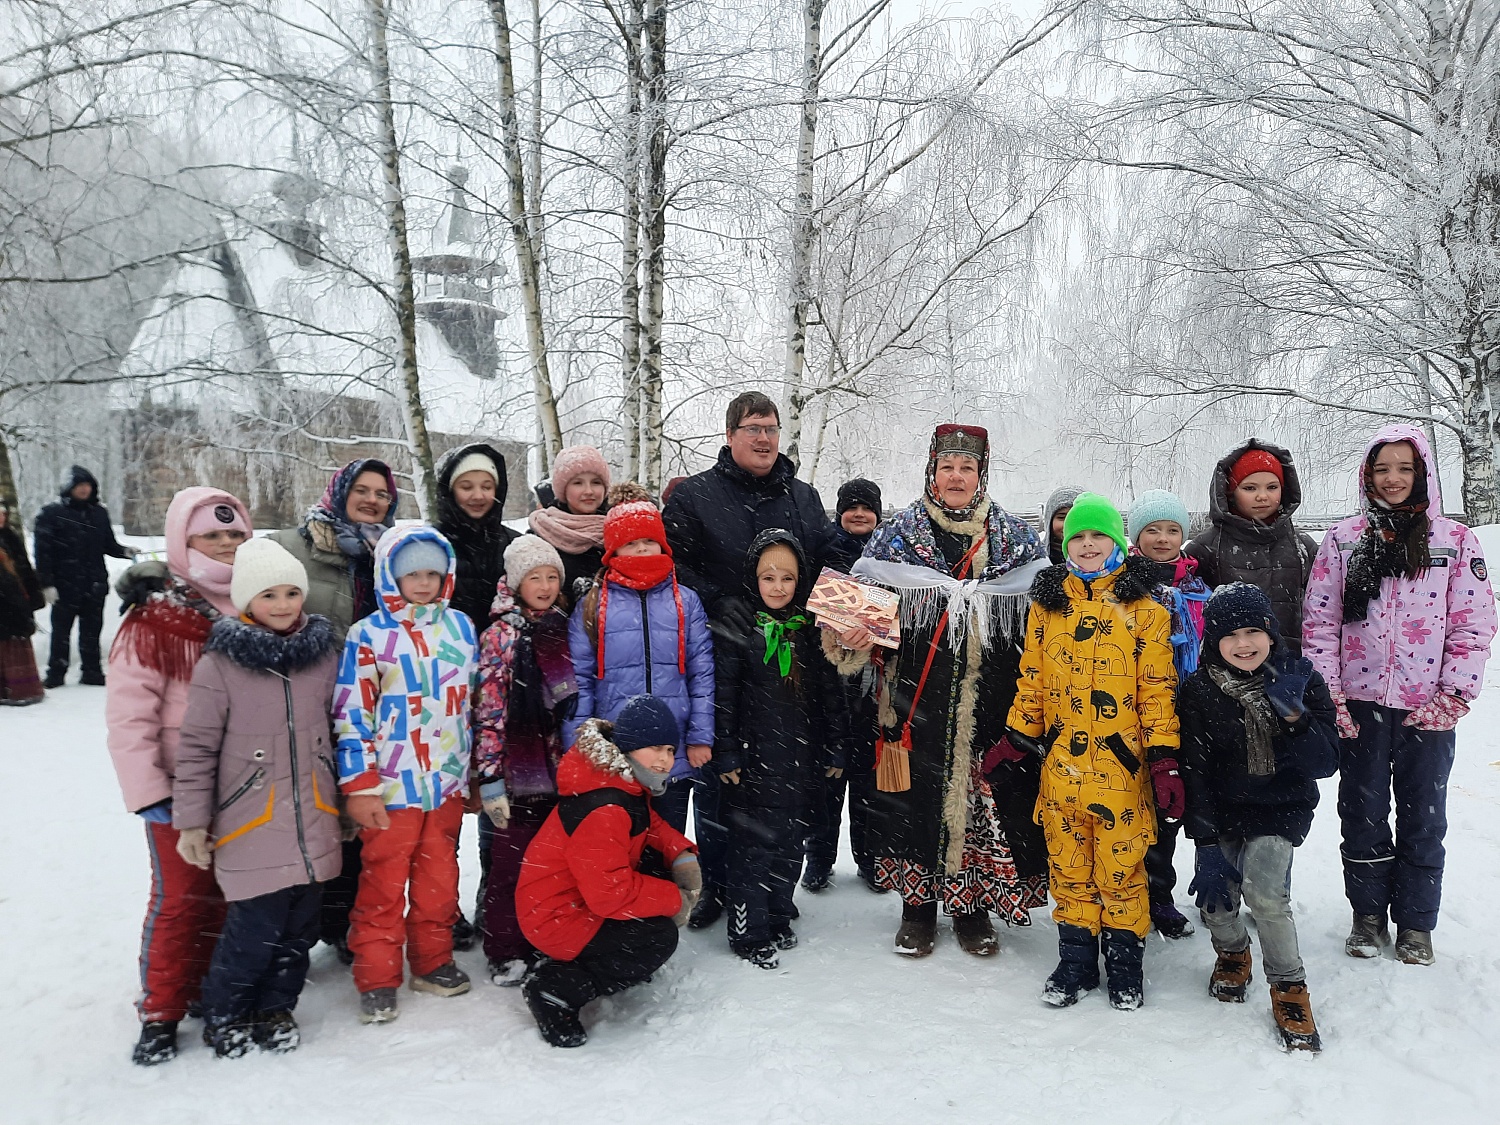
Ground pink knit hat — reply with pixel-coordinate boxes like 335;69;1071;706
551;445;610;502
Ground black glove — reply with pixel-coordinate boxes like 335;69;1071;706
1264;654;1312;722
714;596;756;636
1187;844;1242;913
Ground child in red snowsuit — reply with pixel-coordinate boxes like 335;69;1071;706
515;695;700;1047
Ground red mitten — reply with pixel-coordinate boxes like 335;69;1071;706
981;735;1027;775
1403;693;1469;731
1330;684;1360;740
1149;756;1185;820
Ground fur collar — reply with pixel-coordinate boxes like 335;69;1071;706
575;717;633;779
204;614;338;673
1030;553;1157;611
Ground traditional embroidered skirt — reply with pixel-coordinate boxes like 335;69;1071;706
0;638;44;703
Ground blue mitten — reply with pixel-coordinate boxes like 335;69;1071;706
1188;844;1242;913
1264;655;1312;722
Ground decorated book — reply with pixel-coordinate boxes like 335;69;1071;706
808;567;901;649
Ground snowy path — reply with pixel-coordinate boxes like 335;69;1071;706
4;588;1499;1123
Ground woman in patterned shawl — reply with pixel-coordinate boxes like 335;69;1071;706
824;424;1050;957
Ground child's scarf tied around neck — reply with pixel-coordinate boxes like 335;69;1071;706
850;556;1048;650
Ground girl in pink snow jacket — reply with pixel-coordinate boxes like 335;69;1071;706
1301;422;1496;965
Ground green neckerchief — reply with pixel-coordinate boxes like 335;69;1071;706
756;610;808;678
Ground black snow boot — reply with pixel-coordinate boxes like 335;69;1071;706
451;910;477;952
522;978;587;1048
687;894;724;930
79;669;106;687
1103;927;1145;1010
202;1016;255;1059
1042;924;1100;1007
857;865;889;894
252;1009;300;1053
800;861;833;893
1150;900;1195;940
132;1020;179;1066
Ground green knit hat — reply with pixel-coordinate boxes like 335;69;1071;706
1061;492;1128;554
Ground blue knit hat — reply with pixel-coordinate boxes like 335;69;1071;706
1202;582;1281;654
1128;489;1191;544
391;537;450;580
612;695;681;754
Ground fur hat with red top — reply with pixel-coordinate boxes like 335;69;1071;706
1226;448;1284;491
925;423;989;515
603;501;671;561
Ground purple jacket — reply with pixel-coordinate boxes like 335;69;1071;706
563;575;714;780
1302;424;1496;709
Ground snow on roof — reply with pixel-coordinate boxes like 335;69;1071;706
115;213;517;436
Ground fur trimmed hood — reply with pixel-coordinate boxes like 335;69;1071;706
204;614;338;673
573;717;633;781
1029;552;1158;612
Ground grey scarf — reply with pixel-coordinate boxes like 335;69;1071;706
630;760;671;796
1207;665;1277;778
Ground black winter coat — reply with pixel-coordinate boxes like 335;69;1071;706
32;467;129;608
712;530;850;809
0;525;44;639
1185;439;1318;653
663;448;845;619
434;443;520;630
1178;656;1338;846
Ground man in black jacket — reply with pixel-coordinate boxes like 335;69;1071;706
662;391;844;926
33;465;135;687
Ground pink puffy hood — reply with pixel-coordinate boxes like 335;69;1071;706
165;487;251;618
1359;423;1440;513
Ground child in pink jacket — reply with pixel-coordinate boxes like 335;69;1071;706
1302;423;1496;966
106;486;251;1067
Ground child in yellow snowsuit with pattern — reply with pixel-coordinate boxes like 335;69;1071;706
1005;493;1180;1011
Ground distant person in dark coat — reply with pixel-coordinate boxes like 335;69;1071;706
661;390;843;928
803;478;884;893
0;501;46;705
33;465;135;687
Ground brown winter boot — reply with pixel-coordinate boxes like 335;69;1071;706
893;902;937;957
953;910;999;956
1269;981;1322;1052
1209;946;1253;1002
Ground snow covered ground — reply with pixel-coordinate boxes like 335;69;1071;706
5;549;1500;1124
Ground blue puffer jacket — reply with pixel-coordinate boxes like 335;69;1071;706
563;576;715;780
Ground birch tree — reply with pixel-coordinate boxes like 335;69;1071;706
1088;0;1500;520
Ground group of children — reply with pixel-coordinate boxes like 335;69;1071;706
1012;425;1494;1050
109;421;1493;1062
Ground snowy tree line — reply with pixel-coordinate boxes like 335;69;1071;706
2;0;1498;521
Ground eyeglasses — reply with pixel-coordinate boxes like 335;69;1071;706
735;425;780;438
349;486;393;503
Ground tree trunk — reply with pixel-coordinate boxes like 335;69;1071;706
370;0;437;518
781;0;824;473
487;0;564;472
1465;354;1499;524
638;0;668;493
620;0;644;481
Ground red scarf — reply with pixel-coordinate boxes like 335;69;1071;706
595;553;685;679
110;596;214;682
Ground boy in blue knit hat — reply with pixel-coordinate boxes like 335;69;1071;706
1127;489;1212;940
1178;582;1337;1051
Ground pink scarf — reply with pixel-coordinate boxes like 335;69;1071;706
529;506;606;555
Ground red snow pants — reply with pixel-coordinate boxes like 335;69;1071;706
138;820;226;1022
349;798;463;992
